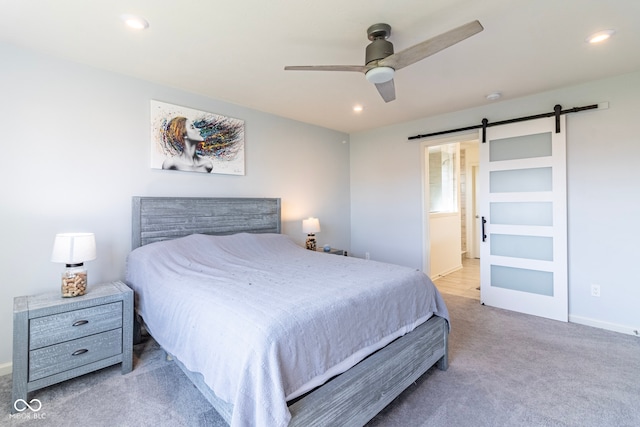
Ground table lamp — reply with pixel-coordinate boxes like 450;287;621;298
302;217;320;251
51;232;96;297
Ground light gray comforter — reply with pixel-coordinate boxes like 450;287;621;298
126;233;448;427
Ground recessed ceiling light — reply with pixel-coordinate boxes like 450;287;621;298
121;14;149;30
486;92;502;101
353;105;364;113
586;29;615;44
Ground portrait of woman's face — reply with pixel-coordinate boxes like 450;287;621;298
151;100;245;175
185;120;204;142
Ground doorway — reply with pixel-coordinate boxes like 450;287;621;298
422;134;480;299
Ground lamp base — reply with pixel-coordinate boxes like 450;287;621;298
305;235;317;251
61;264;87;297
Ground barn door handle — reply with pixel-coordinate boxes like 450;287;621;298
482;216;487;242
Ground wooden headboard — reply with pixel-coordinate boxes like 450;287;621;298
131;197;281;249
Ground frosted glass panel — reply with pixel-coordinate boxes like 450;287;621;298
490;167;552;193
490;234;553;261
490;132;552;162
490;202;553;226
491;265;553;296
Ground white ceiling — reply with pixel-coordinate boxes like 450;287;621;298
2;0;639;134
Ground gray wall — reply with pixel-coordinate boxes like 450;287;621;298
350;71;640;335
0;43;350;367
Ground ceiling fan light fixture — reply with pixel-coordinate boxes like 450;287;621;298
365;67;395;84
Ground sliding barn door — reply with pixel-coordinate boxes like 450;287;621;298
479;116;568;321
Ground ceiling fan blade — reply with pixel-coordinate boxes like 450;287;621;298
375;79;396;103
380;20;483;71
284;65;367;73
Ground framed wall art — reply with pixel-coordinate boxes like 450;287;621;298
150;100;245;175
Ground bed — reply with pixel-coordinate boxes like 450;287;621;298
126;196;449;427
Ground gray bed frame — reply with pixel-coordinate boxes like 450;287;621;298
131;196;448;426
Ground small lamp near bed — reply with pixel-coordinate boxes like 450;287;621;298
302;217;320;251
51;232;96;297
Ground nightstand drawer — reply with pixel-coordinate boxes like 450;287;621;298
29;302;122;350
29;328;122;381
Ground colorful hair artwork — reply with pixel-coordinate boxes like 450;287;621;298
151;100;245;175
159;115;244;161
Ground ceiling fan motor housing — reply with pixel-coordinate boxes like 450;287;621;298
366;38;394;65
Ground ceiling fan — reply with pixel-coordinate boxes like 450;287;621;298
284;20;483;103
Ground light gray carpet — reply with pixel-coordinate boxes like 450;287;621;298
3;293;639;426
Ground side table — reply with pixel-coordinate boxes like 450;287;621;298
317;248;347;256
12;281;133;412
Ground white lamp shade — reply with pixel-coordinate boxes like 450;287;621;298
365;66;395;84
302;217;321;234
51;233;96;265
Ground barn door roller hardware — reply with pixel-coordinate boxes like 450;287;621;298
408;102;608;142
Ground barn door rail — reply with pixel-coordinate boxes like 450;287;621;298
408;102;608;142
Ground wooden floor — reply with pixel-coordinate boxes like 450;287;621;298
432;257;480;300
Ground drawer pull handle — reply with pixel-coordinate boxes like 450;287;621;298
72;320;89;327
72;349;88;356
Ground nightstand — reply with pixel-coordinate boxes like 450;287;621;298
11;281;133;412
317;248;347;256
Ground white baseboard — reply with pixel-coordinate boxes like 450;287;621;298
569;315;640;337
0;362;12;377
432;264;463;279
